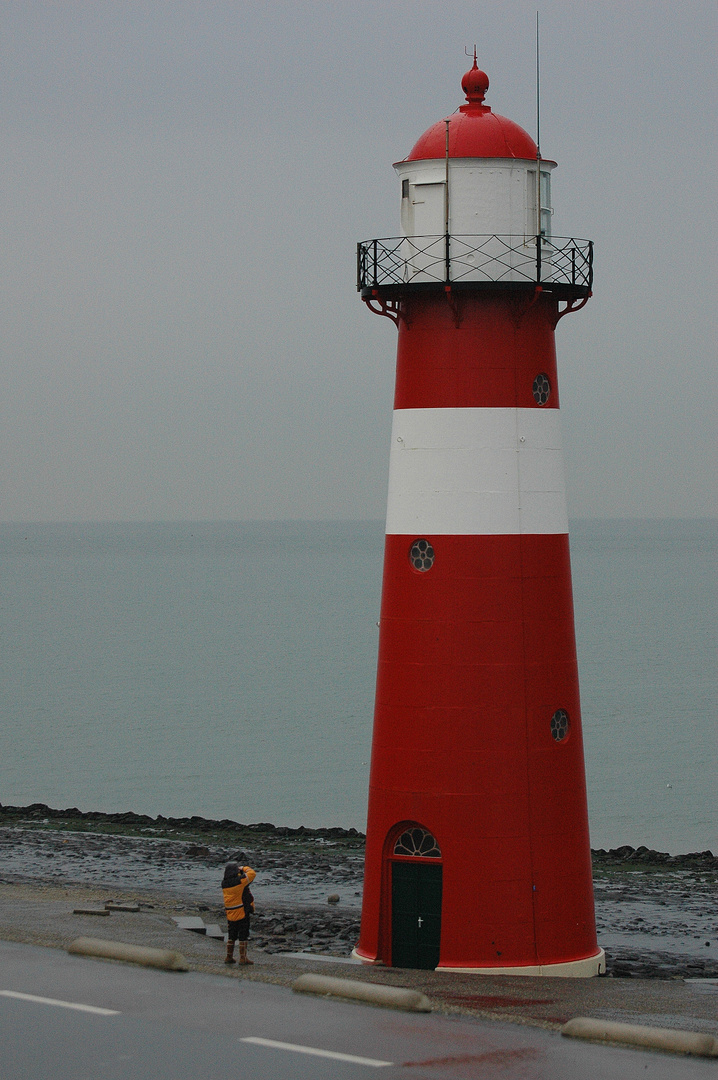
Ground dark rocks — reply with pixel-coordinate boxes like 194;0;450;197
591;845;717;870
247;906;360;957
605;947;718;980
0;804;367;844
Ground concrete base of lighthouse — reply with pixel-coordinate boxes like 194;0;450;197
352;947;606;978
439;948;606;978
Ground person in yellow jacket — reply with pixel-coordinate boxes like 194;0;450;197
221;861;256;965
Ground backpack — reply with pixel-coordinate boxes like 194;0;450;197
243;885;255;916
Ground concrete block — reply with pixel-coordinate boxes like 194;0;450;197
104;903;140;912
561;1017;718;1057
72;907;110;916
68;937;189;972
203;924;225;939
172;916;206;933
292;973;431;1012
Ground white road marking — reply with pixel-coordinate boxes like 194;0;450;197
241;1036;392;1067
0;990;119;1016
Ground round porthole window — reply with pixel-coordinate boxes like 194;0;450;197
550;709;570;742
532;373;551;405
409;539;435;571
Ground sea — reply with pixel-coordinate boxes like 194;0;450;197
0;519;715;855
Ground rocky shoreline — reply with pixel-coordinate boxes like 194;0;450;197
0;802;365;843
2;803;715;868
1;803;716;980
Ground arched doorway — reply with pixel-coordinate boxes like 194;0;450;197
389;825;442;970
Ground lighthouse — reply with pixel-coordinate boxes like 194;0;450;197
354;58;604;976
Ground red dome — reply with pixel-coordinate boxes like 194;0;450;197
404;61;538;162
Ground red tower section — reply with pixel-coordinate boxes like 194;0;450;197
354;61;603;975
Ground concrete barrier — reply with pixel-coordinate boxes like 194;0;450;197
561;1017;718;1057
68;937;189;972
292;973;431;1012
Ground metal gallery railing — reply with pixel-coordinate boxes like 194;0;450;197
357;234;593;293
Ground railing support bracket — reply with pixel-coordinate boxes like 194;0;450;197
444;285;463;327
363;291;406;328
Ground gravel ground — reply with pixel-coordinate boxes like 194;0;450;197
0;805;716;982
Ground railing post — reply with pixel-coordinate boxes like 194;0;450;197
571;245;576;287
444;232;451;283
372;240;378;287
536;234;542;283
587;241;593;290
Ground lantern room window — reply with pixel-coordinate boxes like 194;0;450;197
540;170;552;240
527;169;553;241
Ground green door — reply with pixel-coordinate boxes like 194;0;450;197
391;861;442;969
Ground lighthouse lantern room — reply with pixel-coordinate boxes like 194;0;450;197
354;58;604;976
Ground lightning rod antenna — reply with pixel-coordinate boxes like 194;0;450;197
535;12;542;239
536;12;541;158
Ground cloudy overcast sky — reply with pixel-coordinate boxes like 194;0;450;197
1;0;715;521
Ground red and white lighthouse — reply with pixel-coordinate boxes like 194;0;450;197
354;59;604;976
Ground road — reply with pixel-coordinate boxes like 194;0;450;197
0;940;715;1079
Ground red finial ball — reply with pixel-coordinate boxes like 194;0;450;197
461;59;489;105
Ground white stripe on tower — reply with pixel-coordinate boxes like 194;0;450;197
386;407;568;536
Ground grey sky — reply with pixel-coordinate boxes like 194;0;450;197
1;0;715;521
